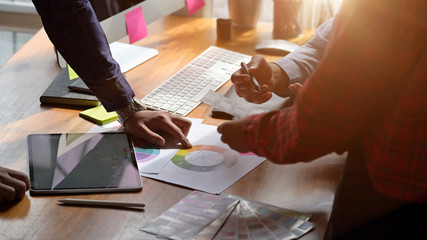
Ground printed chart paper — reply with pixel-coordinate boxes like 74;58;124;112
88;118;265;193
141;123;266;194
88;118;203;174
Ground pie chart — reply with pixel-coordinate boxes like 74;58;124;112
134;147;160;163
171;145;238;172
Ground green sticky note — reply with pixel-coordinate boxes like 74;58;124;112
67;64;79;80
79;105;118;125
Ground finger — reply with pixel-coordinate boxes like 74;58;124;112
8;171;30;191
289;85;297;94
138;124;166;147
217;123;224;134
158;118;192;148
234;85;253;98
231;74;253;87
289;84;302;94
1;175;29;201
245;92;272;104
172;117;192;137
0;182;16;202
260;84;273;93
248;56;272;83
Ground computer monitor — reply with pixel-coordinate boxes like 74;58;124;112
57;0;186;72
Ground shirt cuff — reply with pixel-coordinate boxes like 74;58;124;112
274;57;304;86
88;73;135;112
243;113;268;157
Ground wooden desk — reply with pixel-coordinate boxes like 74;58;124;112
0;15;345;240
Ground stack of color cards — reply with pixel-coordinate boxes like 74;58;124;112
140;191;314;240
140;191;239;239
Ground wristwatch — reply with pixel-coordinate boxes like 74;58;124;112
117;97;147;125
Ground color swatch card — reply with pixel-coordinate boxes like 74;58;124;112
141;191;314;240
233;200;314;239
140;191;239;240
141;122;266;194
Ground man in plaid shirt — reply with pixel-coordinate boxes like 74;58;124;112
218;0;426;238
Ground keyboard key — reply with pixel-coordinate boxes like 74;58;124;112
141;46;251;116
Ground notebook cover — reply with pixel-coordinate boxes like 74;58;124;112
68;77;94;95
40;68;99;107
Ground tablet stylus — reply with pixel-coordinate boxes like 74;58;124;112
57;199;145;208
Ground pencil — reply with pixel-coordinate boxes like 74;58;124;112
57;199;145;208
240;62;262;92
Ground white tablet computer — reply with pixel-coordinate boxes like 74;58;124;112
27;132;142;195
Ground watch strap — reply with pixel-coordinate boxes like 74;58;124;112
117;97;147;125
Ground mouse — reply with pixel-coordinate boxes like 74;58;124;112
255;39;300;56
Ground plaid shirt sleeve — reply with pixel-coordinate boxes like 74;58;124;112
243;0;426;201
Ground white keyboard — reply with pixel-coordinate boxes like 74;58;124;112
140;46;252;116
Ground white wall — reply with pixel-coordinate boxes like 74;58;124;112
212;0;341;29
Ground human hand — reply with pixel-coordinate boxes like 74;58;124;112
217;119;250;153
231;55;274;104
0;167;30;205
123;110;192;148
289;83;303;94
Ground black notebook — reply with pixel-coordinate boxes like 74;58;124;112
40;68;99;107
68;77;94;95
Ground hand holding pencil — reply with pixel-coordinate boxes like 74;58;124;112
230;56;274;104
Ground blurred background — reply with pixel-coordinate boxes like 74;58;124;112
0;0;340;66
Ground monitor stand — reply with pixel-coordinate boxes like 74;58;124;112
57;42;158;73
109;42;158;72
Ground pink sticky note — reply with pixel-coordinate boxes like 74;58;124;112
186;0;205;16
125;6;148;44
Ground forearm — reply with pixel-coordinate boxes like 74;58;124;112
32;0;134;111
269;62;290;97
243;0;424;163
273;18;333;97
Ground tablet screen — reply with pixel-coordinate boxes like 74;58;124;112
27;132;142;195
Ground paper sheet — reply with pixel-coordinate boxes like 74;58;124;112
202;90;289;119
141;123;265;194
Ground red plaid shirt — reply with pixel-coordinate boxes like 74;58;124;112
243;0;427;202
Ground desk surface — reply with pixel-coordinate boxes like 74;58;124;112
0;15;345;240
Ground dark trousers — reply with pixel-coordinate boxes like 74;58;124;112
325;143;410;239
